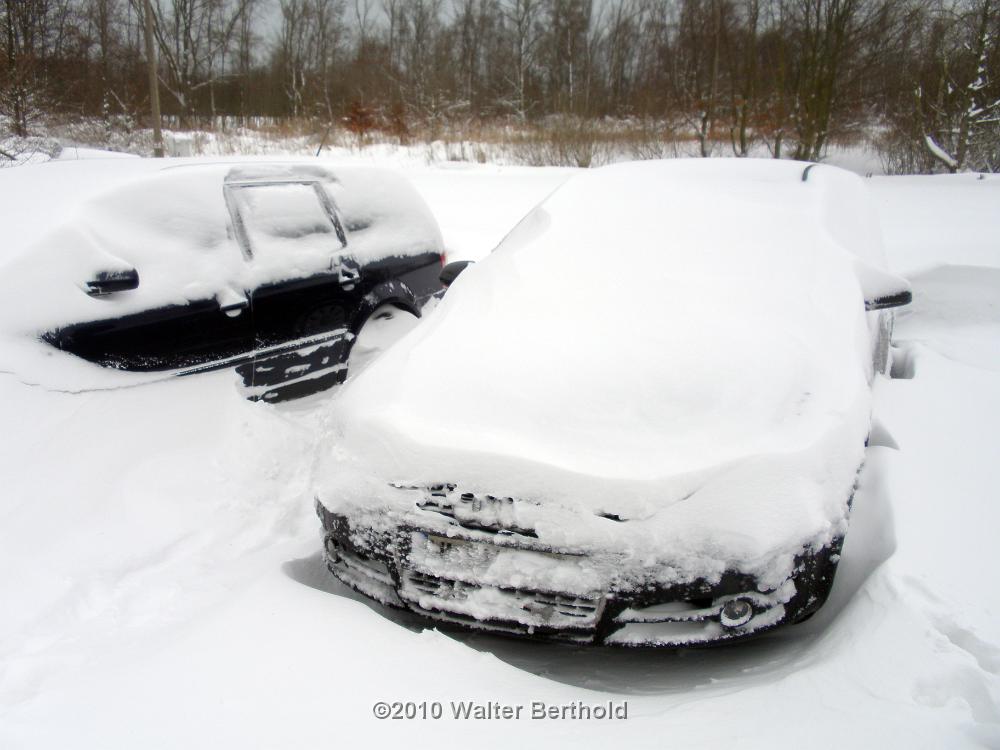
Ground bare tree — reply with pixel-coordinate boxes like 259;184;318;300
918;0;999;171
313;0;347;119
233;0;256;120
674;0;727;157
600;0;644;115
276;0;310;117
727;0;760;156
501;0;542;117
2;0;74;135
540;0;592;114
787;0;866;161
137;0;253;123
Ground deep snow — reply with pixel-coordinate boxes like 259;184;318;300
0;153;998;749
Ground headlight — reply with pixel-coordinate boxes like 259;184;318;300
719;598;754;628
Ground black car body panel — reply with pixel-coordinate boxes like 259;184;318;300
240;261;441;402
43;298;256;372
40;163;444;401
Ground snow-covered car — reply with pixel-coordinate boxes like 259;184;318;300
314;159;911;646
4;162;443;402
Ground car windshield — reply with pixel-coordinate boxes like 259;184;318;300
227;182;342;260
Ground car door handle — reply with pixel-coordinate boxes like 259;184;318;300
217;288;250;317
220;299;248;317
336;259;361;290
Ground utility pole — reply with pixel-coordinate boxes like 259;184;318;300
141;0;165;157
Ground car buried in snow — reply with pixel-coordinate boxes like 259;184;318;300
4;162;444;402
314;159;911;647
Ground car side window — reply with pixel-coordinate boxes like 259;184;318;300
224;181;347;262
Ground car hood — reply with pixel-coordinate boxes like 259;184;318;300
316;160;875;570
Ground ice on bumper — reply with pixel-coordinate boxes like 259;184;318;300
316;480;828;645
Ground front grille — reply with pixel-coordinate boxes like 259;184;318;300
330;542;394;587
399;484;540;538
406;569;474;599
409;605;596;644
531;592;601;619
324;537;403;607
399;569;604;632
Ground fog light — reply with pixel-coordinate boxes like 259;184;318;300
720;598;754;628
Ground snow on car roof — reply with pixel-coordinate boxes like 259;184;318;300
319;159;879;582
0;159;442;388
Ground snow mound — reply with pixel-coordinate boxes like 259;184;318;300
872;173;1000;274
319;159;879;574
895;264;1000;371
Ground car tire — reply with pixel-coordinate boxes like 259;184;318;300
347;304;419;379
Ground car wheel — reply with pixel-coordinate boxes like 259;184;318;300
348;304;419;379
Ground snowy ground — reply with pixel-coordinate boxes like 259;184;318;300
0;155;998;749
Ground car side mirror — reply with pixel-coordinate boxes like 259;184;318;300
85;268;139;297
856;261;912;311
865;289;912;311
440;260;473;287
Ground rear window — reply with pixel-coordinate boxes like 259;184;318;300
225;181;345;260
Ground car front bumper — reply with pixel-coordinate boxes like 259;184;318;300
315;499;842;647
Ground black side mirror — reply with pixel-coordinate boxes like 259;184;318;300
865;289;912;311
856;262;912;311
85;269;139;297
440;260;473;287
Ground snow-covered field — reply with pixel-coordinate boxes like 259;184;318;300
0;153;998;749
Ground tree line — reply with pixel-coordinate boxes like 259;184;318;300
2;0;998;172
